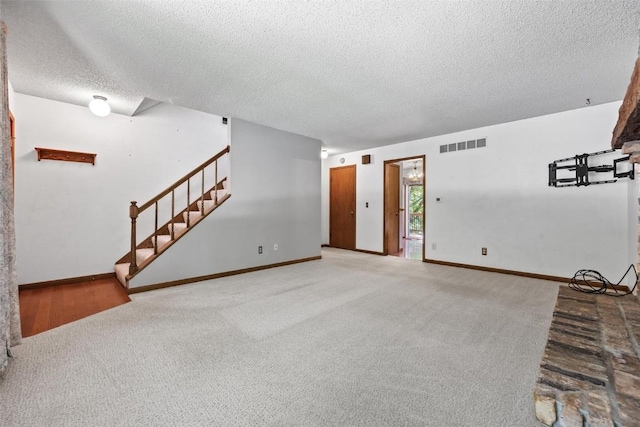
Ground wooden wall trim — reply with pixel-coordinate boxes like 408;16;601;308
353;248;385;256
128;256;322;294
322;245;385;256
423;258;632;292
19;272;116;291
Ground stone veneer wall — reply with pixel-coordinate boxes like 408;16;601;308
0;20;22;377
534;287;640;426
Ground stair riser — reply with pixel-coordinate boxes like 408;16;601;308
197;201;215;213
151;235;172;249
183;211;202;224
136;249;154;265
167;223;187;236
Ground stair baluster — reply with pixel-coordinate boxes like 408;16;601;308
200;169;205;215
170;190;175;240
214;159;218;205
186;178;191;227
129;201;139;275
154;201;159;255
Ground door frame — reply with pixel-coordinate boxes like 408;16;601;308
383;162;401;255
9;110;14;189
329;164;357;250
383;155;426;260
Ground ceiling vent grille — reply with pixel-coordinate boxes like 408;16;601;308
440;138;487;154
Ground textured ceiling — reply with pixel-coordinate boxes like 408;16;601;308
1;1;639;153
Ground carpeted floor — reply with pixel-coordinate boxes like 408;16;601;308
0;248;559;426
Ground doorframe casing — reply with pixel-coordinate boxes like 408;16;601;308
383;155;426;260
9;110;14;190
329;164;357;250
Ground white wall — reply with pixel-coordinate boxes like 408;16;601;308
8;80;15;106
12;94;228;283
322;102;635;280
129;118;321;288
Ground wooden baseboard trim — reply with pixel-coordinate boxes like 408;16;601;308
353;248;385;256
321;245;385;256
128;256;322;294
422;259;632;292
19;272;116;291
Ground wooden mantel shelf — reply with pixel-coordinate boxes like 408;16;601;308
35;147;96;165
612;57;640;149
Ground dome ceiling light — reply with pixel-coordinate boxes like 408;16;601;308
89;95;111;117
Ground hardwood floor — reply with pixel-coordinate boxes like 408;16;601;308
19;278;130;338
390;237;423;260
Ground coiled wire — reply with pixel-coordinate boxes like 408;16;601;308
569;264;638;296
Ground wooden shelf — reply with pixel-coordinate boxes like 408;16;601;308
35;147;96;165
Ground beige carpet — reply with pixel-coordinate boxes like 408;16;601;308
0;248;558;426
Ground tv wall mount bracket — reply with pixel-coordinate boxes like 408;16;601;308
548;149;634;188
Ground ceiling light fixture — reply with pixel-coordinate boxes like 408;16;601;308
407;161;423;182
89;95;111;117
321;149;329;159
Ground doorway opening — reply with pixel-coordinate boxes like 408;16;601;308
383;156;425;260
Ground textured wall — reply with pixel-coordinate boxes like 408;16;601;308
0;20;22;377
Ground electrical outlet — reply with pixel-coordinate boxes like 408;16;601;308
482;247;487;256
274;244;278;251
258;246;263;254
432;243;437;250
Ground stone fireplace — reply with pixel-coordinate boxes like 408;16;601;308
534;287;640;425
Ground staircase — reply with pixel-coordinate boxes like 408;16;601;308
115;145;231;288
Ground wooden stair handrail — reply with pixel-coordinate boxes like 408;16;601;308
126;145;230;277
138;145;230;213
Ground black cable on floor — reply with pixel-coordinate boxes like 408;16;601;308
569;264;638;296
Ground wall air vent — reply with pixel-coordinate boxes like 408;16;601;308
439;138;487;154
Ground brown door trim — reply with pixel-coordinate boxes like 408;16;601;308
384;163;401;255
9;110;14;189
383;155;426;259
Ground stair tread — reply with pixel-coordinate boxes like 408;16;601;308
183;211;202;224
197;200;216;214
210;189;228;199
152;234;172;244
136;248;154;264
114;263;130;288
168;222;187;228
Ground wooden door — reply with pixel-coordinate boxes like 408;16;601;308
330;165;356;250
384;163;400;254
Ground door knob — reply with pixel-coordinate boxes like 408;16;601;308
350;211;354;215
